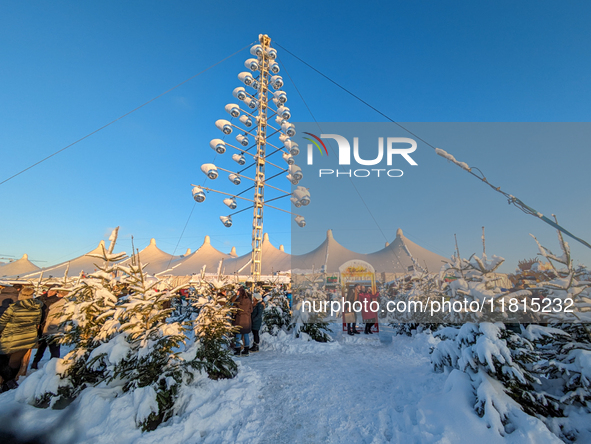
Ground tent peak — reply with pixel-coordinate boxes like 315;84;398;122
98;240;106;247
22;253;28;260
149;238;157;246
396;228;403;238
327;229;334;239
263;233;269;242
184;248;191;256
230;246;237;257
279;245;284;252
204;235;211;244
385;242;390;247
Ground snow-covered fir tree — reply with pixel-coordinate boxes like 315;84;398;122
105;256;189;431
53;228;127;401
520;228;591;439
440;250;515;324
432;322;561;436
387;257;447;334
34;229;204;431
190;283;238;380
291;275;332;343
262;285;293;335
530;227;591;325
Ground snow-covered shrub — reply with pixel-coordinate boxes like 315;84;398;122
190;288;238;380
105;261;189;431
31;229;200;432
52;232;127;401
432;322;561;436
530;228;591;325
262;289;293;336
291;280;332;343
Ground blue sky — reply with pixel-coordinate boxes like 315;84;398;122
1;1;590;272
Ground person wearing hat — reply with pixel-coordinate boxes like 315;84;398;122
250;294;265;352
0;286;43;391
31;287;67;369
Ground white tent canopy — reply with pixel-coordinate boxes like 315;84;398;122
291;229;362;273
291;228;447;275
167;236;230;276
0;254;40;278
222;233;291;276
119;238;181;276
8;228;449;280
20;241;112;280
366;228;447;274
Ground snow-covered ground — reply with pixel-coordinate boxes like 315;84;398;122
0;327;565;443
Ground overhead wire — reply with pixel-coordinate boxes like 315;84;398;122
275;42;591;251
277;54;408;269
0;42;256;187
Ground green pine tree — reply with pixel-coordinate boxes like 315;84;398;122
109;257;189;431
190;287;238;380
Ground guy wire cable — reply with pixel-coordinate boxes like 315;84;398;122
275;41;591;251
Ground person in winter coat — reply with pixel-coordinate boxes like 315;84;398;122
359;286;378;334
31;288;67;369
0;286;43;391
232;287;253;356
249;295;265;352
0;284;22;317
344;286;360;336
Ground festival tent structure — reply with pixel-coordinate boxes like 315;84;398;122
220;233;291;277
291;229;363;274
7;228;449;283
119;238;182;276
166;235;231;276
19;241;113;280
290;228;447;276
0;254;40;278
365;228;448;274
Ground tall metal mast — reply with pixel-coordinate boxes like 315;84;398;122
251;34;271;284
192;34;310;285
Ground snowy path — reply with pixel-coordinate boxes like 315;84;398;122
0;329;561;444
244;334;443;443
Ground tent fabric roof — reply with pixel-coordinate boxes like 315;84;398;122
0;254;40;278
20;242;111;280
365;228;447;273
9;227;448;280
120;238;180;276
291;228;447;274
167;236;230;276
291;229;362;273
222;233;291;276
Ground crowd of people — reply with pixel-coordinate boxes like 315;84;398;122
0;277;386;395
343;284;379;336
0;283;68;393
0;279;279;393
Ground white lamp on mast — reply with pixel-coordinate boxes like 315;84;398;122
190;34;310;286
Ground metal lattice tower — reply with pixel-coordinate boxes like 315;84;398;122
191;34;309;286
250;34;271;283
